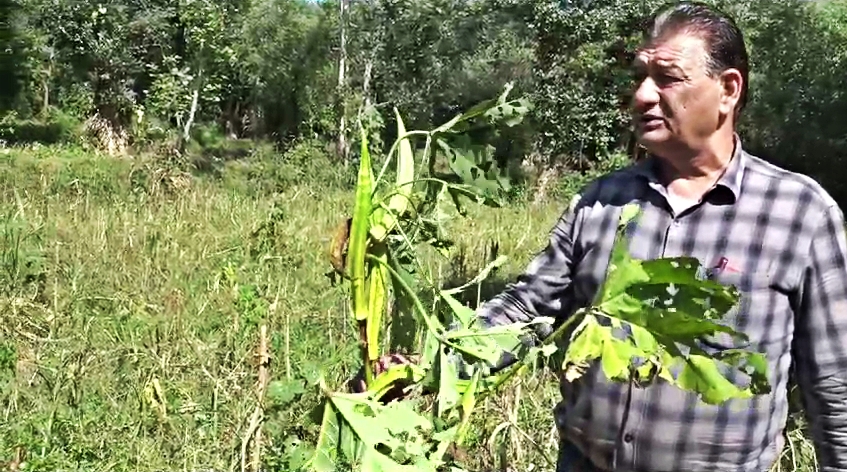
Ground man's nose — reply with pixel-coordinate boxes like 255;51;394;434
633;76;660;111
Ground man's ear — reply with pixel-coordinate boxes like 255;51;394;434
718;68;743;116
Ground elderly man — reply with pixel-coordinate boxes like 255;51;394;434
355;2;847;470
472;2;847;471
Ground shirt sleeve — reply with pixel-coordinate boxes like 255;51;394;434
475;187;588;341
794;203;847;471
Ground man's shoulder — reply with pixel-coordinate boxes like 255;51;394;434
567;162;645;206
556;164;647;227
566;151;842;220
742;150;840;211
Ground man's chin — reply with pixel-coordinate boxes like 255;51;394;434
635;133;666;155
635;128;671;148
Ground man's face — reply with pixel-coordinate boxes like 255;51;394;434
630;32;733;157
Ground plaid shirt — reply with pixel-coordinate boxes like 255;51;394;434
478;138;847;472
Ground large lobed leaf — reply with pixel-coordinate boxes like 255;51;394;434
306;378;455;472
563;204;771;405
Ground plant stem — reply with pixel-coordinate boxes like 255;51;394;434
482;309;588;395
359;322;374;387
366;254;444;337
373;130;432;190
366;254;479;359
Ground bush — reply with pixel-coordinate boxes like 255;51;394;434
735;0;847;208
0;108;83;146
217;138;351;196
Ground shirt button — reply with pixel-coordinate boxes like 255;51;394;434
624;433;634;443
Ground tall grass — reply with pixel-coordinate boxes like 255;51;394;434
0;144;817;471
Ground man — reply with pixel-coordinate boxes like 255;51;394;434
358;2;847;470
472;2;847;471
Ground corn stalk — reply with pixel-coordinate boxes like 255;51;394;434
328;85;527;388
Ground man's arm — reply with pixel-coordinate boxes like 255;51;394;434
794;203;847;471
470;190;588;371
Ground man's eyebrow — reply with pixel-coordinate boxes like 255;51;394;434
657;61;685;73
642;55;686;75
632;52;650;66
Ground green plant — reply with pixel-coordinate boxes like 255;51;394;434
304;88;772;471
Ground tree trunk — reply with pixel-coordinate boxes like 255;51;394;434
336;0;349;164
362;54;374;110
42;79;49;114
183;68;202;143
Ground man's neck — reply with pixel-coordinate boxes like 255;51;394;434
657;133;736;200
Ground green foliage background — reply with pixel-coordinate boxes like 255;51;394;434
1;0;846;205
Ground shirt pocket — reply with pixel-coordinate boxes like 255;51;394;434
696;267;775;352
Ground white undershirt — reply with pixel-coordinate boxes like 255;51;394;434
666;190;700;216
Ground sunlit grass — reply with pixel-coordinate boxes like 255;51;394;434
0;145;818;471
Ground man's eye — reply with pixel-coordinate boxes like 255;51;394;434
656;74;681;84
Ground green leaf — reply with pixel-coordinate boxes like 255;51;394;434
436;346;461;418
349;125;375;322
483;97;533;127
366;244;389;361
630;324;658;352
539;343;559;358
370;109;416;242
714;349;770;395
284;441;315;471
601;337;635;382
381;400;432;436
360;448;419;472
267;378;307;407
390;109;416;217
369;364;426;400
619;203;640;226
560;205;771;405
431;86;507;134
308;399;343;472
459;371;480;427
593;206;648;304
439;291;534;366
309;385;446;472
563;315;605;382
440;291;477;328
677;354;752;405
431;425;460;468
330;394;401;451
420;328;440;365
434;137;510;200
431;82;531;135
387;253;419;353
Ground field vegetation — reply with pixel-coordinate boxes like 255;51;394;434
3;0;847;470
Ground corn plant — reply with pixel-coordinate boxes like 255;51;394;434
306;86;772;472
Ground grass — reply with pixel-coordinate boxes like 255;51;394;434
0;143;818;471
